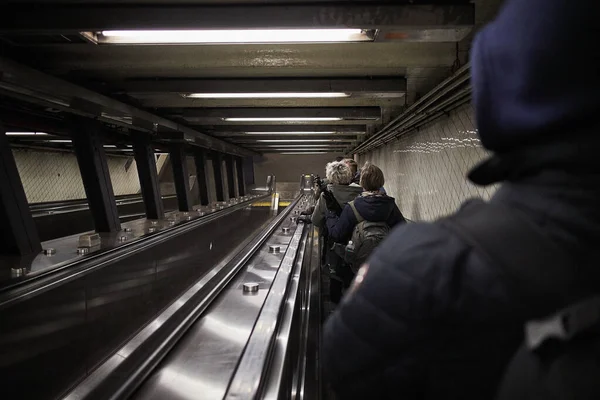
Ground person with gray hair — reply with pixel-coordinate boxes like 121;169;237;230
310;161;362;228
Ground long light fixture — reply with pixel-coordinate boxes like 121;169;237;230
244;131;337;135
98;29;372;44
261;144;339;147
184;92;349;99
257;139;333;143
6;132;49;136
223;117;342;122
47;139;72;143
263;148;341;151
280;152;330;155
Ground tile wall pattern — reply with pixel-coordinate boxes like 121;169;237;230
12;150;143;203
358;103;498;221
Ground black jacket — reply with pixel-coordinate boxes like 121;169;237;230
322;0;600;398
325;194;405;244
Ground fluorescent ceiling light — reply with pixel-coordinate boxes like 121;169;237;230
262;144;338;147
257;139;333;143
98;29;372;44
266;148;339;151
6;132;49;136
225;117;342;122
47;139;72;143
244;131;337;135
184;92;349;99
103;145;117;148
280;152;329;155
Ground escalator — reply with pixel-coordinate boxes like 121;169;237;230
1;177;323;400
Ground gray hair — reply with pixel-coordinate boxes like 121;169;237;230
325;161;353;185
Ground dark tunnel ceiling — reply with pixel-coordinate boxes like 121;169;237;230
0;1;504;155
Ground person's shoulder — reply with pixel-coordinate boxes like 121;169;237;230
372;222;461;265
357;220;509;318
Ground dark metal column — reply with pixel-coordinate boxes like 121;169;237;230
0;125;42;256
132;132;164;219
169;144;192;212
194;150;210;206
71;117;121;233
236;156;246;197
211;151;225;202
225;155;236;199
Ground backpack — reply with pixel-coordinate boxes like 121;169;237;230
440;199;600;400
345;200;390;273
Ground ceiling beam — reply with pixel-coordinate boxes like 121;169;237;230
118;78;407;95
0;4;474;33
0;56;255;156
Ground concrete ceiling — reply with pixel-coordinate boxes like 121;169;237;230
0;0;505;155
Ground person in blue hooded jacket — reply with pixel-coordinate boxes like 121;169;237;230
325;163;405;244
322;0;600;399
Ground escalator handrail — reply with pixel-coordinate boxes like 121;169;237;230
225;215;311;400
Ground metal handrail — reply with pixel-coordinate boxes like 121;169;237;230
225;218;310;400
352;64;471;154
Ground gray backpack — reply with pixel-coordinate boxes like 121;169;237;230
346;201;390;272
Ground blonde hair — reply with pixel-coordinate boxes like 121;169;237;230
360;163;385;191
326;161;353;185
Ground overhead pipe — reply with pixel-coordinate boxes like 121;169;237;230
370;86;472;149
352;64;471;154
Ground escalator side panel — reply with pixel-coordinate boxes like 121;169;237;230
0;207;273;400
34;196;180;242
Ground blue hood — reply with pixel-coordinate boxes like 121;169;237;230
469;0;600;186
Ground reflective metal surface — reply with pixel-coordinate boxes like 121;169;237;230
0;195;268;290
225;221;307;400
31;195;179;242
131;201;303;400
0;199;273;400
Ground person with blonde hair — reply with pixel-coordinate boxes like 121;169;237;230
310;160;362;228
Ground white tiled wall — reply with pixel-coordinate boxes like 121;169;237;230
12;149;143;203
358;103;497;221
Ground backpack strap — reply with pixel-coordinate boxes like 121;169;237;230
348;201;364;223
439;199;579;309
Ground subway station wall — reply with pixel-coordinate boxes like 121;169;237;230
253;153;342;186
12;150;142;203
358;103;497;221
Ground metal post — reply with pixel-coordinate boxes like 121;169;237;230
70;117;121;233
193;150;210;206
236;156;246;197
0;124;42;256
225;154;236;199
132;132;164;219
169;144;192;212
211;151;225;202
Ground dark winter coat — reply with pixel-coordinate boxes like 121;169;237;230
325;194;406;244
311;184;363;229
322;0;600;399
